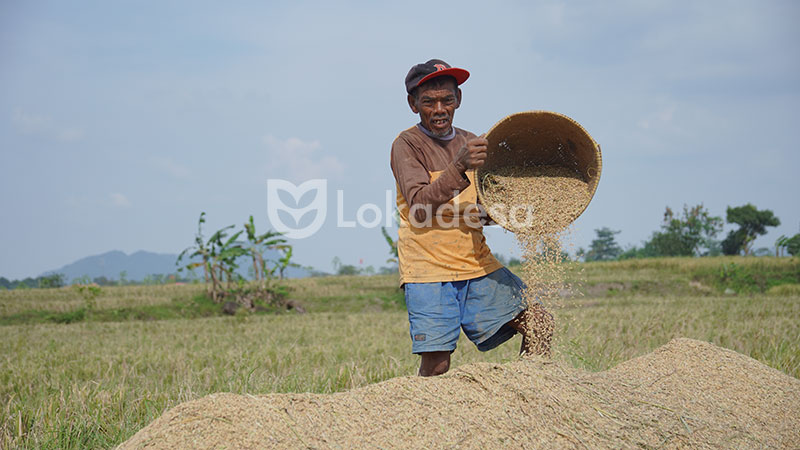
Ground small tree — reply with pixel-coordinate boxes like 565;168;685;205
338;264;360;275
206;224;248;292
785;234;800;256
381;227;398;265
38;273;65;289
585;227;622;261
776;235;790;257
721;204;780;255
276;247;299;280
177;212;247;301
177;212;212;286
645;204;723;257
179;212;295;310
243;215;287;286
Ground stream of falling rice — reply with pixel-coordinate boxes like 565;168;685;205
481;165;592;355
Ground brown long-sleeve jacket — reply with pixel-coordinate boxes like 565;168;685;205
390;125;501;285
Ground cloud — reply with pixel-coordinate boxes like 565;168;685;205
109;193;131;207
637;105;677;130
262;135;345;182
11;109;85;142
149;156;191;178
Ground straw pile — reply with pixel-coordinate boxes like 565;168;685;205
118;339;800;449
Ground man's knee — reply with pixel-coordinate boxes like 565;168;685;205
419;351;451;376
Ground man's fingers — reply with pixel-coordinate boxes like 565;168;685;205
467;153;487;168
472;151;487;159
469;145;487;154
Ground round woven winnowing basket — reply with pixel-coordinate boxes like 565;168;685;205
476;111;602;231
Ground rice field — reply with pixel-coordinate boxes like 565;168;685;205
1;256;798;448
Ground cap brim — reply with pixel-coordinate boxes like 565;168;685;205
417;67;470;87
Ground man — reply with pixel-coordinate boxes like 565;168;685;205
390;59;553;377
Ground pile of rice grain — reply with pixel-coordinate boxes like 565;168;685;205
117;339;800;448
480;165;592;353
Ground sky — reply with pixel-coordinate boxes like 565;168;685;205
1;0;799;279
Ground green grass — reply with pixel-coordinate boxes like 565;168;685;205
0;294;225;326
1;256;798;448
575;256;800;293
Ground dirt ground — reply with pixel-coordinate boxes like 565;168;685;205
118;338;799;449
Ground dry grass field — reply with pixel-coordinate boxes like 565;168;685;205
1;256;798;448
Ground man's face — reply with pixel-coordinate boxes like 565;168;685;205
408;79;461;137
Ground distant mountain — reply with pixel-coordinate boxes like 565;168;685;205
42;250;311;283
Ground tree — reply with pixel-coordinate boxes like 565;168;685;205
721;229;747;256
721;204;780;255
177;212;212;286
206;224;248;293
38;273;65;289
785;234;800;256
775;235;790;257
617;245;655;260
276;247;299;280
178;212;295;310
92;276;114;286
644;204;723;257
337;264;360;275
178;212;247;302
381;227;398;265
243;215;287;285
753;247;772;257
585;227;622;261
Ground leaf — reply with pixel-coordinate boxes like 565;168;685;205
223;230;244;248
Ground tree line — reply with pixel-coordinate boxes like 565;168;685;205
580;203;799;261
0;273;67;290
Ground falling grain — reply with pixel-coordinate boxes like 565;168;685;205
480;165;592;356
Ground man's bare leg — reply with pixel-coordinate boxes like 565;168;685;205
508;304;554;358
418;351;451;376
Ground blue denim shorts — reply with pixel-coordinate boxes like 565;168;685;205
404;267;527;354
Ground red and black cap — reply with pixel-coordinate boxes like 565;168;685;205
405;59;470;94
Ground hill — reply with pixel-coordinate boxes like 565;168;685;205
41;249;311;283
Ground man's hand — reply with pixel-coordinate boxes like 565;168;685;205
454;135;488;173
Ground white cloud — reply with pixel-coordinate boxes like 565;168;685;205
11;109;85;142
638;105;677;130
262;135;345;182
149;156;191;178
109;193;131;207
